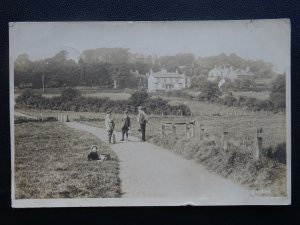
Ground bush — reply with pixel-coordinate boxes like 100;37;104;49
61;88;81;100
262;142;286;164
223;94;238;106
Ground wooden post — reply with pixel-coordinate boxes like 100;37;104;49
161;124;165;137
41;113;43;122
172;124;176;135
191;123;195;138
199;124;204;141
185;123;189;140
66;114;69;122
255;128;263;160
222;131;228;150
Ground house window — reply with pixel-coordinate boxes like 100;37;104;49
164;78;167;82
176;78;179;82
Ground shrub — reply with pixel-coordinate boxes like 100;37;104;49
61;88;81;100
262;142;286;164
223;94;238;106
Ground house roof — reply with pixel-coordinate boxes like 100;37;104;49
151;71;185;78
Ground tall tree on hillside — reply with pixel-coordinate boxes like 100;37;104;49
269;74;286;110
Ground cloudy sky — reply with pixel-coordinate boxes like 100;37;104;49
10;19;290;72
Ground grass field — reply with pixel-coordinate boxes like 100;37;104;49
230;91;270;100
14;121;121;199
14;92;131;100
14;88;132;100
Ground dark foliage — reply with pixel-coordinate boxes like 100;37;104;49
15;89;191;116
262;142;286;164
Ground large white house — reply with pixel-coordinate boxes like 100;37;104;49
148;69;191;92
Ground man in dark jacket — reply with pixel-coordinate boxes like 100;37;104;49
137;106;148;141
120;110;131;141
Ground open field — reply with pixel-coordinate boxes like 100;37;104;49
14;121;121;199
79;113;286;149
14;90;131;100
230;91;270;100
152;96;275;116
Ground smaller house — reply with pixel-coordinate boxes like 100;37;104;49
208;65;254;81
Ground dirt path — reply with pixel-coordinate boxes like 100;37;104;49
66;121;251;201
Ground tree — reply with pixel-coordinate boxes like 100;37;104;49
271;74;285;93
129;90;150;109
198;81;221;101
269;74;286;110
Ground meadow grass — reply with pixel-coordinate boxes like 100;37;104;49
230;91;270;100
15;89;132;100
14;121;121;199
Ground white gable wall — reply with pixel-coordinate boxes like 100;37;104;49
148;74;186;92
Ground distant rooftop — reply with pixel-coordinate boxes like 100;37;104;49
151;69;185;78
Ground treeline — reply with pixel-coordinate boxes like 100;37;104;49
15;48;277;90
15;89;191;116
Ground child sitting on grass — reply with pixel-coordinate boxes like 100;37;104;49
87;145;100;161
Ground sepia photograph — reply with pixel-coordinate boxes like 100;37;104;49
9;20;291;207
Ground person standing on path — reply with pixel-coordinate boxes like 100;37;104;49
105;109;115;144
137;106;148;142
120;110;131;141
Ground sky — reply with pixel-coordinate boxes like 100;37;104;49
9;19;290;73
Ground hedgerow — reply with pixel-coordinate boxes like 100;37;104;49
15;89;191;116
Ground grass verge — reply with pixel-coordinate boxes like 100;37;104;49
14;121;121;199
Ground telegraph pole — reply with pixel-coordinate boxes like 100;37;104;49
42;73;45;93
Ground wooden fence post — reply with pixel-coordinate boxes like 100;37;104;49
199;124;204;141
222;129;229;151
185;122;189;140
172;124;176;135
254;128;263;160
41;113;43;122
161;124;165;137
191;123;195;138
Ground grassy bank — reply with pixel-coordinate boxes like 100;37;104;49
14;121;121;199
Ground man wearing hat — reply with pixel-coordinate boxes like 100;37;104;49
105;109;115;144
137;106;148;141
120;109;131;141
